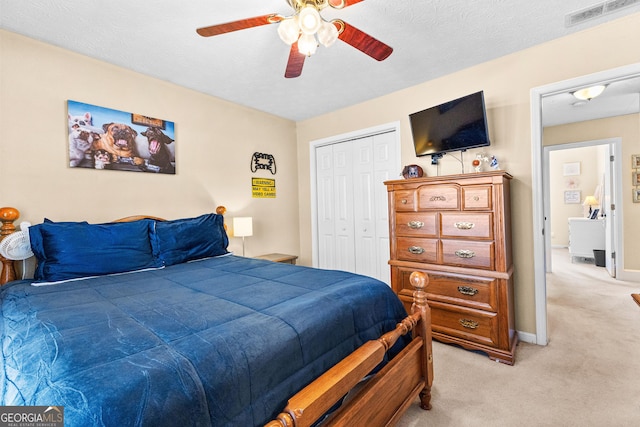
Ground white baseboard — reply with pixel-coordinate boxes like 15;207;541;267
517;330;540;345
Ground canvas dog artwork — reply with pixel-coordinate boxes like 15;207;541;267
67;100;176;174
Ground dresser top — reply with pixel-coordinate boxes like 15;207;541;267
385;170;512;187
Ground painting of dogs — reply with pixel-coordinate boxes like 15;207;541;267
67;100;176;174
141;126;175;174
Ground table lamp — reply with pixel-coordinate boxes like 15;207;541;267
233;217;253;256
583;195;598;217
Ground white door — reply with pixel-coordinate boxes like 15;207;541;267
314;128;398;285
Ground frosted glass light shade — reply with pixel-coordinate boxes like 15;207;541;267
573;85;606;101
233;217;253;237
298;5;321;35
298;33;318;56
317;20;338;47
277;17;300;45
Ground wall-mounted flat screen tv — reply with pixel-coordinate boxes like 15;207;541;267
409;91;490;157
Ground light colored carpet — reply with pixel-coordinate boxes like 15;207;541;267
397;248;640;426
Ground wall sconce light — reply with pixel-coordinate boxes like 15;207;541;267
233;217;253;257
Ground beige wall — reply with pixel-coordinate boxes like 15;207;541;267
545;114;640;270
0;30;300;259
295;13;640;335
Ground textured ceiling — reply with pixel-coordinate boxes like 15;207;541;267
1;0;640;121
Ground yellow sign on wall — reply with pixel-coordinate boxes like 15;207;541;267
252;178;276;198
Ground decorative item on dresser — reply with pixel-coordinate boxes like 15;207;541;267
385;170;517;365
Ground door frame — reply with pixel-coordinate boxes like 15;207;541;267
530;62;640;345
309;121;401;268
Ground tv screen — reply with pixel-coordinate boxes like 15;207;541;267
409;91;490;157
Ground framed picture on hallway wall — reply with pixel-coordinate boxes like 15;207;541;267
563;161;581;176
632;154;640;169
564;190;581;204
634;189;640;203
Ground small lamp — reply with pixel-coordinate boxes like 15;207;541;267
583;195;598;217
233;217;253;257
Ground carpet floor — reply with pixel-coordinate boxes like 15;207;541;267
397;248;640;426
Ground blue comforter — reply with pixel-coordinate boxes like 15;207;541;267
1;255;408;426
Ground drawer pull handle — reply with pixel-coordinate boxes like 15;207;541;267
401;199;408;204
454;221;475;230
455;249;475;258
408;246;425;254
458;286;479;296
408;220;424;229
459;319;479;329
473;196;480;201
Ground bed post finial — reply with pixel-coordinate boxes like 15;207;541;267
0;207;20;285
216;206;227;230
409;271;433;410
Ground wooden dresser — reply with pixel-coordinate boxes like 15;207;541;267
385;170;517;364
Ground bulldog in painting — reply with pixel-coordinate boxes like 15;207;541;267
92;122;144;165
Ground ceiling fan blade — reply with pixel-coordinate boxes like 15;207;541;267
285;42;306;78
328;0;366;8
196;14;282;37
337;21;393;61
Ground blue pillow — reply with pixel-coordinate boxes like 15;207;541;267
151;213;229;266
29;219;160;282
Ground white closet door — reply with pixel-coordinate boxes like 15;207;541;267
315;128;398;285
372;132;397;284
316;144;336;270
353;137;377;279
332;142;356;272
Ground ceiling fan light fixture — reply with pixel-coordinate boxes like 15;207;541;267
317;20;339;47
277;17;300;45
573;85;606;101
299;5;322;35
298;33;318;56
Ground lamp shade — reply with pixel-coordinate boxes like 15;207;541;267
233;217;253;237
583;195;598;207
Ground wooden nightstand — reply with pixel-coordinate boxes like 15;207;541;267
254;253;298;265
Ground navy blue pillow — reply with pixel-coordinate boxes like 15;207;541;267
29;220;160;283
151;213;229;266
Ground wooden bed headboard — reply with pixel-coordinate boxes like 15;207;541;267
0;207;20;285
0;206;228;286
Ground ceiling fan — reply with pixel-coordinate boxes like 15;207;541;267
196;0;393;78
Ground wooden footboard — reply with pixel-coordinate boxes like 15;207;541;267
266;271;433;427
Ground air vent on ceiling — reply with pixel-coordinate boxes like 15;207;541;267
565;0;640;27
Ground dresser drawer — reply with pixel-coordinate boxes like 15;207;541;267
441;240;494;269
462;185;492;210
430;302;498;347
396;237;438;263
417;185;460;210
425;273;498;312
397;268;498;311
441;213;493;239
395;212;438;237
394;190;417;211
